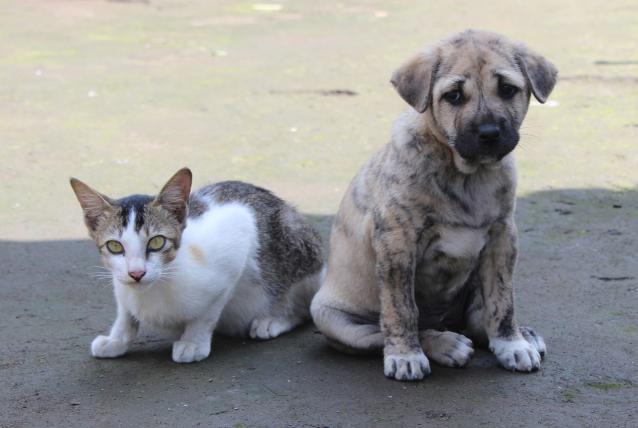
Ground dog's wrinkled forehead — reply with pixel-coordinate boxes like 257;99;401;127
436;35;524;88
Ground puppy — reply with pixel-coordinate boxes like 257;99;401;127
311;30;557;381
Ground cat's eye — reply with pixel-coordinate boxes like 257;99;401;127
498;83;519;100
443;89;464;106
106;240;124;255
147;235;166;252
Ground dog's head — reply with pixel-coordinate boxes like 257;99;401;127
391;30;557;166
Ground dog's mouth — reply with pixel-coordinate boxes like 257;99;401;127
452;132;519;164
458;152;510;164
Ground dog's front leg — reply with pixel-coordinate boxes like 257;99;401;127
479;218;541;372
374;228;430;381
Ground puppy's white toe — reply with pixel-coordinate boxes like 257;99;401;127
421;330;474;368
519;326;547;359
91;335;128;358
490;337;541;372
383;350;430;381
249;317;292;340
172;340;211;363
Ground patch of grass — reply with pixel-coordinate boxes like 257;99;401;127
585;381;629;391
624;325;638;335
561;388;578;403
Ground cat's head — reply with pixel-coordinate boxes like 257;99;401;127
70;168;192;288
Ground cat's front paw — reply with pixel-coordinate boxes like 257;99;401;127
172;340;211;363
383;349;431;381
91;335;129;358
490;337;541;372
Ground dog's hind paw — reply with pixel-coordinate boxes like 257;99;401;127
383;350;430;381
420;330;474;368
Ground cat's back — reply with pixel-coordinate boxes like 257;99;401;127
189;181;324;284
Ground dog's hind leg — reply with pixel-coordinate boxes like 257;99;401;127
311;300;383;354
419;330;474;367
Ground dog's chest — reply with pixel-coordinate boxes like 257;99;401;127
415;225;488;300
433;226;487;260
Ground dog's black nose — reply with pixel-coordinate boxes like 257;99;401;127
478;123;500;144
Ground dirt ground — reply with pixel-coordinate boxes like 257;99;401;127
1;1;637;427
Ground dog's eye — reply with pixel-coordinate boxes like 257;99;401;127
443;90;464;105
499;84;518;100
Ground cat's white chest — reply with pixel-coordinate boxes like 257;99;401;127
116;280;213;327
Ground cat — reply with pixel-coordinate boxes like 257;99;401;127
70;168;324;363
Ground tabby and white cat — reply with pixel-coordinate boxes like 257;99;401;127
70;168;324;363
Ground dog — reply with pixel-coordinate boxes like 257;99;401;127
311;30;557;381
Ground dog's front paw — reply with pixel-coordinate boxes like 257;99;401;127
383;350;431;381
91;335;128;358
421;330;474;368
249;317;292;340
172;340;211;363
490;337;541;372
519;326;547;359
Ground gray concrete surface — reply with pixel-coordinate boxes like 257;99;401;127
1;1;637;427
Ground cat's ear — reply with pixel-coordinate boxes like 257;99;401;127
69;178;115;231
155;168;192;224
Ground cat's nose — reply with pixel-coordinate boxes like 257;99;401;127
128;270;146;282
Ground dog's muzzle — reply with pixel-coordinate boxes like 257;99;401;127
454;121;519;162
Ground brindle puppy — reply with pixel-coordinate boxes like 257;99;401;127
311;30;557;381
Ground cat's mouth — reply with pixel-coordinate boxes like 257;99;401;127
122;278;153;288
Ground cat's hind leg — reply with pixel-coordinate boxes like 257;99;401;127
249;316;298;340
249;270;322;340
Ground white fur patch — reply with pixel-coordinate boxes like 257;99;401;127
383;350;431;381
91;335;129;358
172;340;211;363
489;337;541;372
438;227;486;259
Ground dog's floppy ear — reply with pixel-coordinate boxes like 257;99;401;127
515;46;558;104
391;48;440;113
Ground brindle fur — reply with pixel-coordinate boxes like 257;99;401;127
311;30;556;381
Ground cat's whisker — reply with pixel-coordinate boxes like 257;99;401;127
89;272;113;278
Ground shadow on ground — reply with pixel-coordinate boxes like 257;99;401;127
1;188;636;428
